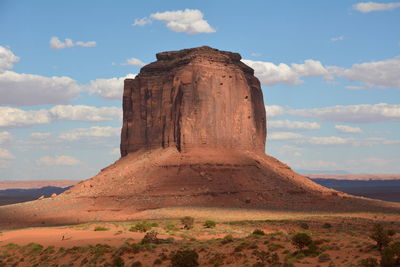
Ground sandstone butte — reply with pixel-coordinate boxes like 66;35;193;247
0;46;399;228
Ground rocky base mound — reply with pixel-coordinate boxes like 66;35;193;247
1;148;399;228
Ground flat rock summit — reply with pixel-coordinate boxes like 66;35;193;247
1;46;399;227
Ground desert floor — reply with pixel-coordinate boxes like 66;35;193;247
0;207;399;266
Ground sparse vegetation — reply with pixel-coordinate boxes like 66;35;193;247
180;216;195;230
291;232;313;251
252;229;265;236
94;226;110;231
322;223;332;229
300;222;309;229
171;249;199;267
203;220;216;228
370;224;392;251
130;221;154;232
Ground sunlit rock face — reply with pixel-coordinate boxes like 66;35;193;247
120;46;266;156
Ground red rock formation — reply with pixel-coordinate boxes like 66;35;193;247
120;46;266;156
0;46;399;227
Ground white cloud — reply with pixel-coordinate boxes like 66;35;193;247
268;120;320;131
133;17;152;26
113;58;145;67
329;56;400;89
0;105;121;128
0;148;15;160
87;74;136;100
37;155;80;166
0;46;19;72
242;59;328;86
50;37;96;49
335;125;363;134
353;2;400;13
30;132;52;139
290;103;400;123
0;131;13;143
0;71;82;105
330;36;344;42
268;132;304;141
307;136;348;145
265;105;286;118
150;9;216;34
59;126;120;141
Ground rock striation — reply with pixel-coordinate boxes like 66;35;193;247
0;46;399;228
120;46;266;156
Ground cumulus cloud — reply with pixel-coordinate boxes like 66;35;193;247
0;148;15;160
268;132;304;141
265;105;286;118
37;155;80;166
335;125;363;134
268;120;320;131
0;71;82;105
59;126;120;141
0;105;122;128
87;74;136;100
353;2;400;13
113;58;145;67
30;132;52;139
150;9;216;34
329;56;400;89
0;46;19;72
290;103;400;123
242;59;328;86
0;131;13;144
133;17;152;26
50;37;96;49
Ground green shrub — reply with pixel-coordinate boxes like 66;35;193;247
359;257;379;267
163;222;177;232
141;230;159;244
94;226;109;231
380;241;400;267
370;224;391;251
154;258;162;265
318;253;330;262
112;256;124;267
291;233;313;251
171;249;199;267
221;234;234;244
203;220;216;228
130;221;153;232
387;229;396;236
131;261;142;267
252;229;265;236
322;223;332;229
180;216;195;230
300;222;309;229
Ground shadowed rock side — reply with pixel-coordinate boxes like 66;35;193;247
0;46;399;228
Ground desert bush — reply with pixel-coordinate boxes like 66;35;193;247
153;258;162;265
221;234;234;244
291;233;313;251
164;221;178;232
171;249;199;267
300;222;309;229
131;261;142;267
130;221;153;232
370;224;391;251
252;229;266;236
208;252;225;266
180;216;195;230
268;243;284;252
141;230;159;244
380;241;400;267
359;257;378;267
203;220;216;228
322;223;332;229
318;253;331;262
94;226;109;231
112;256;124;267
387;229;396;236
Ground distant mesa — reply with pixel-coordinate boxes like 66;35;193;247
0;46;399;227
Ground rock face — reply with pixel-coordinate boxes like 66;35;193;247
0;46;399;228
120;46;266;156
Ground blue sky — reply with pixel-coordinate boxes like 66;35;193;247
0;0;400;179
